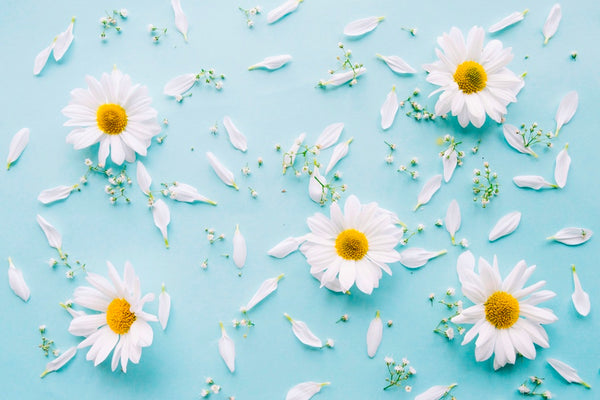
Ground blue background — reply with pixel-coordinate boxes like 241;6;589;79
1;1;598;398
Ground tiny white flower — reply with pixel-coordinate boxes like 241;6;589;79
6;128;30;170
414;174;443;211
119;9;128;17
547;227;593;246
243;274;284;312
366;311;383;358
164;73;197;97
211;384;221;393
38;185;75;204
325;338;334;347
375;54;416;74
444;200;461;244
285;381;329;400
571;265;590;317
343;16;385;37
398;248;447;269
218;322;235;373
171;0;189;41
248;54;292;71
519;384;531;394
232;225;247;268
223;116;248;152
325;138;352;175
489;211;522;241
268;235;308;258
547;358;591;388
555;91;578;135
158;284;171;330
445;327;455;340
53;17;76;62
384;356;394;364
488;9;528;33
200;389;210;397
152;199;171;248
405;385;412;392
8;257;30;302
315;122;344;150
36;215;63;251
380;86;399;130
206;152;238;190
267;0;303;24
513;175;556;190
543;4;562;45
446;287;455;296
284;313;322;348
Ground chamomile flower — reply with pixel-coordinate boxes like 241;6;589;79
68;261;158;372
424;26;523;128
62;68;161;166
452;252;557;370
300;195;403;294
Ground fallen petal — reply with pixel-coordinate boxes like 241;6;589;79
414;174;442;210
398;248;447;269
248;54;292;71
283;133;306;173
503;124;537;157
163;73;196;97
38;185;75;204
6;128;30;170
233;225;247;268
218;322;235;373
320;67;366;87
513;175;556;190
489;211;521;241
554;144;571;188
152;199;171;248
168;182;216;205
158;284;171;330
285;313;322;348
40;347;77;378
442;148;458;182
171;0;189;40
8;257;30;302
33;44;54;75
309;167;326;204
376;54;416;74
206;152;238;189
555;91;578;136
267;0;302;24
366;311;382;358
53;17;75;61
445;200;461;244
547;227;593;246
547;358;591;388
571;266;590;317
315;122;344;150
36;214;63;250
268;236;307;258
325;138;352;175
223;116;248;152
136;161;152;195
415;383;458;400
243;274;284;312
343;16;385;37
285;382;330;400
543;4;562;45
488;10;528;33
380;86;398;130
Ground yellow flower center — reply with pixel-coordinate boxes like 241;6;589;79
106;298;136;334
335;229;369;260
453;61;487;94
96;104;128;135
484;291;520;329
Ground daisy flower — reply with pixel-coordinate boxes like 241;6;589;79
424;26;523;128
452;252;557;370
300;195;403;294
62;68;161;166
68;261;158;372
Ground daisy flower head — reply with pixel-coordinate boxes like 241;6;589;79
68;261;158;372
62;68;161;166
300;195;404;294
424;26;524;128
452;251;557;370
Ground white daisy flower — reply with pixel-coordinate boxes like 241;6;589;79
452;252;557;370
424;26;524;128
299;195;403;294
62;68;161;167
68;261;158;372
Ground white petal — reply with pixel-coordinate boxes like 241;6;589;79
543;4;562;45
163;73;196;96
366;311;383;358
489;211;521;241
376;54;416;74
152;199;170;248
555;91;578;135
218;323;235;373
309;167;326;204
398;248;447;269
513;175;556;190
285;313;322;348
445;200;461;244
8;258;30;302
283;133;306;173
6;128;30;170
206;152;238;189
158;284;171;330
223;116;248;152
267;0;301;24
36;215;62;250
325;138;352;175
442;148;458;182
40;347;77;378
343;16;384;37
488;10;528;33
503;124;537;157
380;86;398;130
136;161;152;195
548;227;593;245
233;225;247;268
415;384;457;400
547;358;590;387
243;274;284;312
554;144;571;188
168;182;216;205
171;0;188;40
315;122;344;150
248;55;292;71
33;44;53;75
53;18;75;61
414;174;442;210
322;68;366;86
268;236;308;258
571;266;590;317
285;382;329;400
38;185;74;204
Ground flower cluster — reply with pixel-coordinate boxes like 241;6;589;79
38;325;58;357
148;24;168;43
439;135;464;166
47;243;87;279
472;162;499;208
232;312;256;338
200;377;229;398
431;289;465;340
318;42;365;88
205;228;226;244
518;122;554;150
518;376;552;399
239;6;261;28
400;88;441;121
100;9;127;40
383;357;416;391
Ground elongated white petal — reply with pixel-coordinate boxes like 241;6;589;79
163;73;196;96
415;383;458;400
376;54;416;74
168;182;216;205
380;86;398;130
8;258;30;302
343;16;384;36
321;68;366;87
206;152;238;189
543;4;562;45
36;215;62;250
53;18;75;61
171;0;188;40
554;144;571;188
285;313;322;348
233;225;247;268
503;124;537;157
366;311;382;358
268;236;307;258
414;174;442;210
286;382;330;400
309;167;326;203
38;185;74;204
158;284;171;330
243;274;284;312
445;200;461;244
283;133;306;173
315;122;344;150
547;358;591;387
248;55;292;71
136;161;152;195
223;116;248;152
267;0;302;24
325;138;352;175
218;322;235;373
6;128;30;170
547;227;593;246
488;10;528;33
40;346;77;378
152;199;170;248
571;266;590;317
441;148;458;182
33;44;54;75
398;248;447;269
513;176;556;190
555;91;578;135
489;211;521;241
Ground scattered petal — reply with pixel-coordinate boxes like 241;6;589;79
503;124;537;157
7;257;30;302
168;182;216;205
543;4;562;45
375;54;416;74
325;138;353;175
285;313;322;348
206;152;238;189
248;55;292;71
445;200;461;244
36;215;62;250
38;185;75;204
243;274;284;312
513;176;556;190
398;248;447;269
33;44;54;75
152;199;170;248
571;266;590;317
136;161;152;195
158;284;171;330
268;236;308;258
309;166;326;203
547;358;591;388
547;227;593;246
442;147;458;182
6;128;30;170
321;68;366;87
380;86;398;130
343;16;385;37
285;382;330;400
267;0;303;24
555;91;578;136
554;144;571;188
233;225;247;268
40;347;77;378
415;383;458;400
489;211;522;242
163;73;196;97
488;10;528;33
414;174;442;210
171;0;189;41
218;322;235;373
283;133;306;173
223;116;248;152
315;122;344;150
366;311;383;358
53;17;75;61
